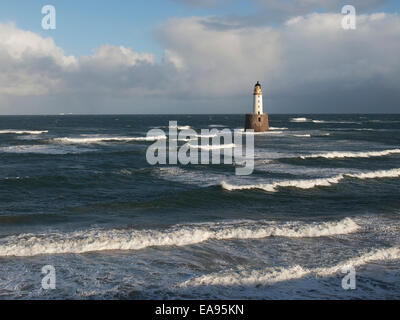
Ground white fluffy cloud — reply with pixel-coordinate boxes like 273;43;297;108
82;45;155;68
0;11;399;114
0;23;166;102
0;23;76;65
0;23;76;97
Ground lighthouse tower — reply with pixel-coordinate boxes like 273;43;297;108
245;81;269;132
253;81;263;114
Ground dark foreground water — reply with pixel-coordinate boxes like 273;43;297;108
0;114;399;299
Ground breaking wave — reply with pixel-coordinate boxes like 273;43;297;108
312;120;359;124
169;125;191;130
293;134;311;138
0;130;48;135
189;143;236;150
179;247;400;287
221;168;400;192
291;117;309;122
270;127;288;131
0;218;359;257
53;135;167;144
299;149;400;159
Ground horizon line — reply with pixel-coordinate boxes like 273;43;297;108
0;112;399;116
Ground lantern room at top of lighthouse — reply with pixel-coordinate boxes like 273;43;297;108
253;81;262;95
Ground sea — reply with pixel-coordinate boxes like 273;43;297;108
0;114;399;299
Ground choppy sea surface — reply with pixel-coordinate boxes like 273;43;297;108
0;114;399;299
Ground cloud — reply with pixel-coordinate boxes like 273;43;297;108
159;13;400;111
172;0;388;19
159;17;282;97
83;45;155;68
254;0;388;18
0;22;76;97
0;11;399;114
0;23;171;109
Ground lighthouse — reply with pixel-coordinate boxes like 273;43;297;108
245;81;269;132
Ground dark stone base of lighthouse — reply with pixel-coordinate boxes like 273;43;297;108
245;114;269;132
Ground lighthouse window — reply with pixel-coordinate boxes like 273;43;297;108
258;117;261;122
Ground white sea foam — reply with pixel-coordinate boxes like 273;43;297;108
269;127;288;131
315;247;400;277
0;218;359;257
209;125;227;128
222;176;343;192
180;266;310;287
179;247;400;287
346;168;400;180
299;148;400;159
293;134;311;137
195;134;218;138
221;168;400;192
53;135;167;144
189;143;236;150
0;130;48;135
312;120;360;124
169;125;191;130
290;117;309;122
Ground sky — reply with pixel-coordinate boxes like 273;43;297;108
0;0;399;114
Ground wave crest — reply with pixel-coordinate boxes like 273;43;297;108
53;135;167;144
291;118;309;122
189;143;236;150
0;130;48;135
0;218;359;257
179;247;400;288
299;149;400;159
221;168;400;192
